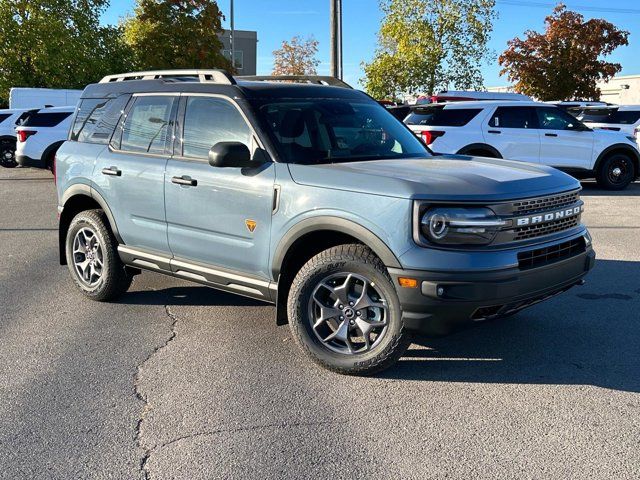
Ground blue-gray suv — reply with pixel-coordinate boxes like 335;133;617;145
56;70;595;375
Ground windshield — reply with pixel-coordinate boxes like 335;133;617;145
250;98;430;164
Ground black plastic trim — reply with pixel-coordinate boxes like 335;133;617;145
456;143;503;158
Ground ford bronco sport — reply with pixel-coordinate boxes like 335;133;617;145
56;70;595;375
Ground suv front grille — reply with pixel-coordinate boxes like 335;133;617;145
517;237;586;269
512;191;580;216
513;215;581;240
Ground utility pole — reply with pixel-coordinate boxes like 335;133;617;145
230;0;235;70
330;0;343;79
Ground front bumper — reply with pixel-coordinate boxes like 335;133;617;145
389;237;595;334
16;155;46;169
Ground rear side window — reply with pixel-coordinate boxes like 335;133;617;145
182;96;253;158
405;107;481;126
0;113;11;124
22;111;72;127
488;107;536;129
117;96;176;154
70;96;129;144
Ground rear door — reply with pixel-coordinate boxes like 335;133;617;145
535;106;594;169
94;94;177;254
164;94;275;279
482;106;540;163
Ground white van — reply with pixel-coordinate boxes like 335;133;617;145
9;88;82;109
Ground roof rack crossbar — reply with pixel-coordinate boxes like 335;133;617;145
237;75;352;89
99;70;236;85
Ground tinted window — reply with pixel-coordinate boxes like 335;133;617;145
70;96;129;144
15;111;35;126
581;109;640;125
251;98;430;164
536;107;584;130
405;107;481;126
22;111;72;127
0;113;11;124
182;97;252;158
488;107;536;128
119;96;176;154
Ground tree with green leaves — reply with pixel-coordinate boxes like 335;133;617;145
362;0;496;99
122;0;232;72
0;0;133;107
499;4;629;101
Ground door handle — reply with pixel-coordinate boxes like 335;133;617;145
487;130;501;134
171;175;197;187
102;166;121;176
545;133;558;137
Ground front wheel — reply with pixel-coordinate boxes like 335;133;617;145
65;209;133;301
287;244;411;375
0;138;17;168
596;153;635;190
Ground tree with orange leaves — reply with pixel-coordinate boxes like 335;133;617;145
499;4;629;101
272;36;320;76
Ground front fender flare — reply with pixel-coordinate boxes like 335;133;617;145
271;216;401;279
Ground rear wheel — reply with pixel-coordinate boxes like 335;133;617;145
287;244;411;375
65;209;133;301
596;153;635;190
0;138;17;168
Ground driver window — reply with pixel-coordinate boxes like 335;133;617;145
182;97;253;159
536;107;578;130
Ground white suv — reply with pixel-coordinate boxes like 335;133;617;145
405;101;640;190
0;108;36;168
576;105;640;150
16;106;74;171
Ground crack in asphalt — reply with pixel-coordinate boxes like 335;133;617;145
134;304;179;480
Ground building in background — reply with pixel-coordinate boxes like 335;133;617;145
219;29;257;76
488;73;640;104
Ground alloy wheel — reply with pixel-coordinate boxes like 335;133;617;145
308;272;389;354
72;227;104;287
607;157;632;186
0;141;16;168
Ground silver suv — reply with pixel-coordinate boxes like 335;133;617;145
56;70;595;375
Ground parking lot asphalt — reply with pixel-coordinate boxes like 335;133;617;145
0;166;638;480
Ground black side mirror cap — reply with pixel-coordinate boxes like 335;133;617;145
208;142;255;168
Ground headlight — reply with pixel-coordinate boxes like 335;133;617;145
420;207;505;245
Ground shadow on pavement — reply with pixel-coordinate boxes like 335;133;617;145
119;285;267;307
382;258;640;393
580;180;640;196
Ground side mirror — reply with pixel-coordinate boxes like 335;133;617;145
208;142;254;168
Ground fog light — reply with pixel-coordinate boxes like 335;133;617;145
398;277;418;288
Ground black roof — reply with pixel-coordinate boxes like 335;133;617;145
81;78;368;101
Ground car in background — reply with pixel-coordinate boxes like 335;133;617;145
575;105;640;149
404;101;640;190
416;90;531;104
16;106;74;171
0;108;38;168
547;101;610;117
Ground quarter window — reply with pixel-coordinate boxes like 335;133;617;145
182;97;252;159
488;107;536;129
120;96;176;154
405;106;481;126
21;111;72;127
0;113;11;124
70;96;129;144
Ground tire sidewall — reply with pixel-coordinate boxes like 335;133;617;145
66;214;111;297
290;256;404;373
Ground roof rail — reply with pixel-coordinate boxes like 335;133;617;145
237;75;352;89
99;70;236;85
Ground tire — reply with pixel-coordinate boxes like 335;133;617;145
287;244;411;375
596;153;635;190
0;138;17;168
65;209;133;301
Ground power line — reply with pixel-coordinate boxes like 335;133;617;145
496;0;640;15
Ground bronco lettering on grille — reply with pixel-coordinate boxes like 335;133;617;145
515;206;582;226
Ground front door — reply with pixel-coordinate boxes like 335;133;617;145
94;94;178;254
535;106;594;169
164;95;275;279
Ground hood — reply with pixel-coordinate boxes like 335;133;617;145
288;155;581;201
